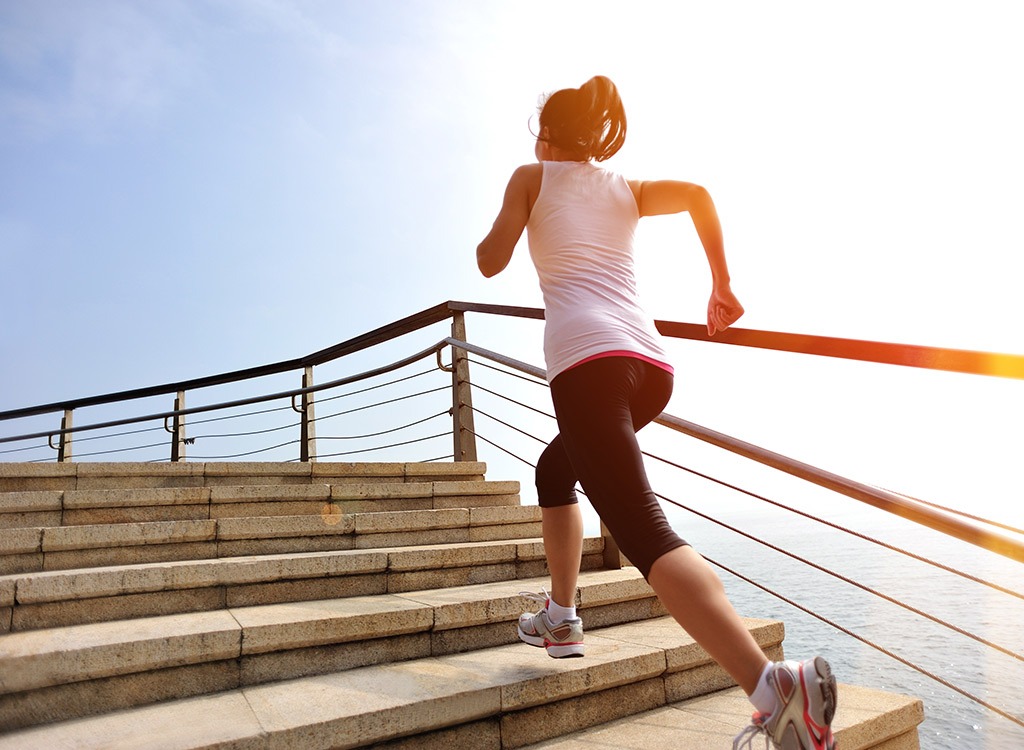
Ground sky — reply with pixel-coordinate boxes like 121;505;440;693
1;1;1021;522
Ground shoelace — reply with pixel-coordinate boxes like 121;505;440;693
732;718;770;750
517;589;550;608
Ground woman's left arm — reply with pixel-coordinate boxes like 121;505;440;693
476;164;540;277
629;179;744;335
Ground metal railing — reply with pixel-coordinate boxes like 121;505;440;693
2;301;1022;560
0;302;480;465
2;300;1023;742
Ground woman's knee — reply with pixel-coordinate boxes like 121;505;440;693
599;505;687;578
536;438;579;508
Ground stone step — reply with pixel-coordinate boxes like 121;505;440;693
516;682;924;750
0;505;543;576
0;614;786;748
0;459;924;749
0;461;489;493
0;568;677;731
0;479;521;528
0;537;608;632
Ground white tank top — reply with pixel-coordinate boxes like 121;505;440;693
527;160;670;382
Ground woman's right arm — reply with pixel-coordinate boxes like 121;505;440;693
477;164;542;278
629;179;744;334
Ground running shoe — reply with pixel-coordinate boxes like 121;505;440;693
516;591;585;658
733;657;837;750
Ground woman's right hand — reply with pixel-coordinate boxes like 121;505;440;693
707;284;744;335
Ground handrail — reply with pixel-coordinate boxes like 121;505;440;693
652;321;1024;380
449;301;1024;380
444;336;1024;564
0;302;458;422
3;300;1021;424
0;341;450;446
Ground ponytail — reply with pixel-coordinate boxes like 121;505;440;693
538;75;626;162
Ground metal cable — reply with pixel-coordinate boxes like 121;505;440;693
164;368;438;430
181;361;435;426
186;402;295;425
0;442;50;456
462;427;537;469
314;367;438;405
412;453;456;463
192;418;301;442
469;405;551;446
653;487;1023;663
50;422;167;443
280;451;455;465
56;441;173;460
468;357;550;388
467;382;555;420
190;387;446;444
644;451;1024;602
316;432;448;460
1;423;166;458
313;385;450;424
318;410;449;441
187;386;446;447
187;438;302;460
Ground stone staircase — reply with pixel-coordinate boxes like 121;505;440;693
0;461;923;749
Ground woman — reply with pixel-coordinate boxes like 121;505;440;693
476;75;837;750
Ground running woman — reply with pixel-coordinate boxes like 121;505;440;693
476;75;837;750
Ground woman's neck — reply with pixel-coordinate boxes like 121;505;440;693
539;141;589;163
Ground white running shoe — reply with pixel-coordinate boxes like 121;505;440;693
516;591;585;658
733;657;838;750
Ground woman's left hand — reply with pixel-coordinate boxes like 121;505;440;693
707;284;744;335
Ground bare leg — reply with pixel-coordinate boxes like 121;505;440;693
541;504;584;608
647;545;770;695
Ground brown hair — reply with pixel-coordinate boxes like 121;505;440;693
537;76;626;162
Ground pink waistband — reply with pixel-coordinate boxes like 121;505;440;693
566;350;675;375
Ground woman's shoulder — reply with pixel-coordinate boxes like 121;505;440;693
501;163;544;214
507;163;544;195
512;162;544;178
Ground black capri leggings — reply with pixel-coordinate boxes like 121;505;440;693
536;356;688;578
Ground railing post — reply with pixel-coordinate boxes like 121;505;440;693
57;409;73;463
170;391;186;462
450;311;478;462
300;366;317;462
600;520;625;570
